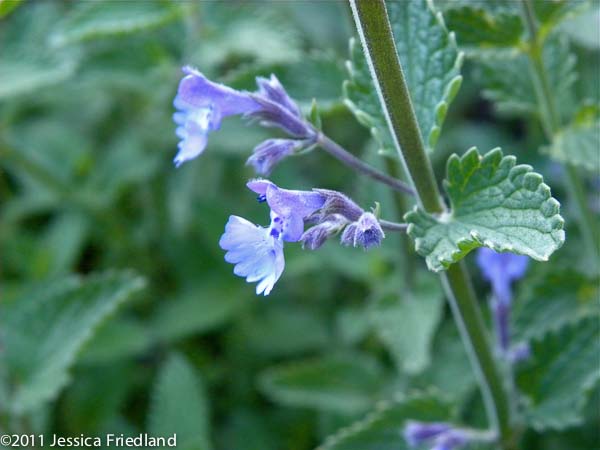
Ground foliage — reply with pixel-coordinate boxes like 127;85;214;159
0;1;598;450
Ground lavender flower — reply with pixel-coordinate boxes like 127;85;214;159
404;422;473;450
173;66;261;167
219;215;284;296
247;179;326;242
173;68;314;168
476;248;529;355
246;139;301;175
340;212;385;250
404;421;452;446
220;180;326;295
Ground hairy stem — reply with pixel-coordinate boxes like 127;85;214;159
316;132;415;196
379;219;408;232
520;0;600;265
350;1;513;447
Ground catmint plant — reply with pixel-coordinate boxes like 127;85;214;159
167;1;596;450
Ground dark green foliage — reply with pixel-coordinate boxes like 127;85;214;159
0;1;598;450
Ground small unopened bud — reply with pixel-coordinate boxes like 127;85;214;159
507;342;530;364
246;139;300;175
340;212;385;250
301;214;348;250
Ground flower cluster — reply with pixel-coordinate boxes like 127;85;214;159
173;67;314;172
173;68;393;295
476;248;530;361
218;180;386;295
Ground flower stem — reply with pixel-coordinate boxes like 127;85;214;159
520;0;600;265
350;1;513;447
316;132;415;196
379;219;408;232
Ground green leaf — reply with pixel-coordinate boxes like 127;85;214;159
148;354;211;450
152;285;249;343
369;274;444;374
517;317;600;430
258;353;384;414
79;318;152;365
477;35;577;119
405;147;565;272
317;391;454;450
345;0;463;153
0;0;24;18
443;3;523;49
49;1;184;47
542;106;600;172
0;271;145;414
0;2;78;99
237;307;329;358
513;270;600;342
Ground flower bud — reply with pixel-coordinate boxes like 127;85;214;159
246;139;300;175
301;214;349;250
340;212;385;250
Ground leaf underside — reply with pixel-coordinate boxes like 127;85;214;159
405;147;565;272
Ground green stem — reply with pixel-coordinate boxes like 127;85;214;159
520;0;600;264
350;0;513;447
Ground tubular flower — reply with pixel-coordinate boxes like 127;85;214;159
246;139;301;176
476;248;529;357
404;421;472;450
173;66;261;167
247;179;326;242
220;180;326;295
173;68;314;168
219;215;285;296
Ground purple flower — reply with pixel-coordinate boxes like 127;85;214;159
476;248;529;306
173;67;261;167
301;214;349;250
247;179;326;242
507;342;531;364
404;421;452;446
431;430;469;450
246;139;301;175
250;75;314;138
311;189;363;222
173;68;314;168
340;212;385;250
476;248;529;356
404;422;472;450
219;215;285;296
256;74;301;118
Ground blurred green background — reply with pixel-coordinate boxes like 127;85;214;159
0;1;598;450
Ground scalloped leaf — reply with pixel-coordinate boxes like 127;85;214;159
512;270;600;342
258;353;384;414
49;1;184;47
148;354;211;450
0;271;145;414
517;317;600;430
477;35;577;121
405;148;565;272
317;391;454;450
542;107;600;172
344;0;463;153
